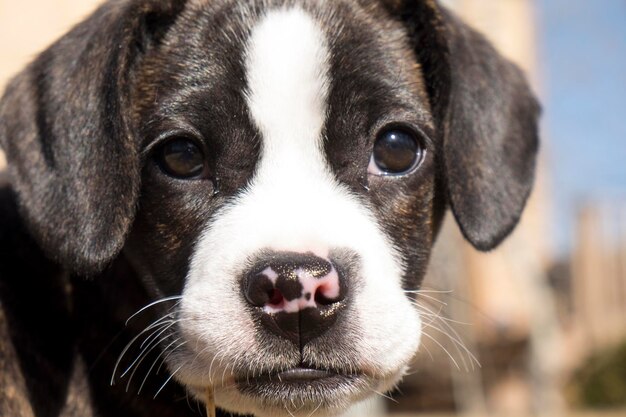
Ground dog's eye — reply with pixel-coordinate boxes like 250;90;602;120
369;128;423;175
156;138;207;179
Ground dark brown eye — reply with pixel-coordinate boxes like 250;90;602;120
369;128;423;175
156;138;207;179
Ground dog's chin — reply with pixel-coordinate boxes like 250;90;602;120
184;366;404;417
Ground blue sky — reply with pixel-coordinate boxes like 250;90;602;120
537;0;626;254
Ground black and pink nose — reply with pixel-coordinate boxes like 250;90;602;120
243;252;347;347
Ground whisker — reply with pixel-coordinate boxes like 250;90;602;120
289;393;298;411
139;319;177;350
416;310;472;369
284;404;297;417
125;327;180;392
421;320;471;371
125;296;183;326
418;336;435;362
154;364;184;399
413;301;480;369
414;301;467;339
306;401;323;417
125;334;172;393
413;292;448;306
402;365;420;377
414;308;473;325
421;331;461;370
404;289;454;294
416;286;496;324
138;336;183;395
371;389;398;403
221;359;233;387
111;316;174;385
120;320;176;379
157;340;188;375
415;302;447;326
189;344;211;372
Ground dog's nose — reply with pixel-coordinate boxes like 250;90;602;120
243;252;347;347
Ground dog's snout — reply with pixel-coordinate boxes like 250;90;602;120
243;252;347;347
244;254;344;312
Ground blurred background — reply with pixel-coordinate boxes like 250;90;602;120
1;0;625;416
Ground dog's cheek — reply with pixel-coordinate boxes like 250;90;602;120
368;159;440;290
175;276;262;384
353;263;422;376
171;241;298;388
346;166;438;376
124;171;219;296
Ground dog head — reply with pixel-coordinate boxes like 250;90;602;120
0;0;539;416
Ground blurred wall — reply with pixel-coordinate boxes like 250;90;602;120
0;0;102;170
0;0;101;86
395;1;564;416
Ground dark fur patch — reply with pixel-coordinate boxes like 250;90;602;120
0;0;539;415
0;184;72;417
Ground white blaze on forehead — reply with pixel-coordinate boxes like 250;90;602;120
245;7;330;179
177;7;422;414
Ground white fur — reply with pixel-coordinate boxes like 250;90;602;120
176;8;421;417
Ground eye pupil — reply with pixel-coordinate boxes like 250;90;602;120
158;138;206;179
372;129;421;174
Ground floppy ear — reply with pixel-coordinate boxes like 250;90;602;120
393;0;540;250
0;0;187;273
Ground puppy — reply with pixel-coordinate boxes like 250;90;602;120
0;0;539;416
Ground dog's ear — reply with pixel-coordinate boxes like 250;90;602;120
391;0;540;250
0;0;187;273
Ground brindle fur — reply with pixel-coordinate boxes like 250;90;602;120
0;0;539;415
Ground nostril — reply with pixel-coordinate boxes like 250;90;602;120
242;251;354;347
267;288;284;306
314;284;334;306
243;252;347;313
244;273;275;307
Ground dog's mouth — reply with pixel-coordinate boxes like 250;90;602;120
239;367;336;384
185;364;372;416
235;365;363;388
235;364;365;392
220;364;371;412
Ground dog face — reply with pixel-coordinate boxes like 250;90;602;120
125;5;436;413
0;1;539;416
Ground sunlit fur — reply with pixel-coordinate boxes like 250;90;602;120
173;7;421;417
